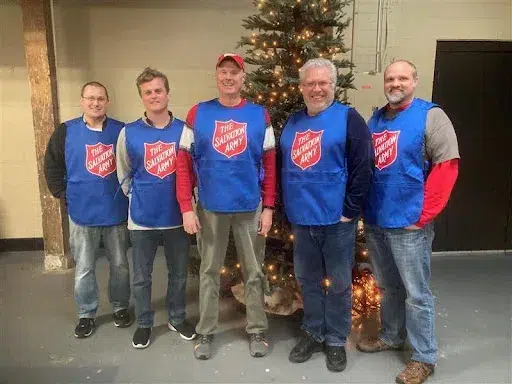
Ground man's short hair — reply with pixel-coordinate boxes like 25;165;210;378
385;59;418;78
81;81;109;100
136;67;170;96
299;58;337;89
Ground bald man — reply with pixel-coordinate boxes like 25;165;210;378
358;60;460;384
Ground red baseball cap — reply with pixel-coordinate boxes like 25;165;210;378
216;53;245;71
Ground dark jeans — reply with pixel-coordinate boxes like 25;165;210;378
130;228;190;328
292;220;356;346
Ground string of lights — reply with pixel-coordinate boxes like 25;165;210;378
189;0;380;317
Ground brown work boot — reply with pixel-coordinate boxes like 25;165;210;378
357;336;403;353
395;360;435;384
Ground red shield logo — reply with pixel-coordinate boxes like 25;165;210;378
291;129;323;170
212;120;248;158
372;130;400;170
144;141;176;179
85;142;116;178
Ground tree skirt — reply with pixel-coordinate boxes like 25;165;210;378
231;283;303;316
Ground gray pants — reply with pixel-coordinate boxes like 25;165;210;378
195;204;268;335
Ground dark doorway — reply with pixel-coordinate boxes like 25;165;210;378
432;40;512;251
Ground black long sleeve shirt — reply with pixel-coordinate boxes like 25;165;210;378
343;108;374;219
44;123;68;198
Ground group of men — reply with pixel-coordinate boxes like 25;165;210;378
44;53;459;384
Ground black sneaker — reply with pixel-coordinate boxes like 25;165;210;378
132;327;151;349
289;332;324;363
74;318;95;338
113;309;132;328
168;320;197;340
326;345;347;372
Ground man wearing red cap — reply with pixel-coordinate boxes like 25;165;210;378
177;53;277;360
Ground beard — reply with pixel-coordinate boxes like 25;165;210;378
386;89;406;104
304;96;334;116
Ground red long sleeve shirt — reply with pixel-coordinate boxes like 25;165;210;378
176;100;276;213
415;159;459;227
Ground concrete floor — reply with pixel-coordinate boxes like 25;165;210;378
0;249;511;384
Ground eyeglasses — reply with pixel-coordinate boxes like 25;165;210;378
302;81;333;89
82;96;108;103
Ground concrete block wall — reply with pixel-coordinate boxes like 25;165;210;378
0;0;510;238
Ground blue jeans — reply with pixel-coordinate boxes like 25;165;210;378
292;221;356;346
365;223;437;365
130;228;190;328
69;218;130;319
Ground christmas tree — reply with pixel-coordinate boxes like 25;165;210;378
240;0;355;129
194;0;380;316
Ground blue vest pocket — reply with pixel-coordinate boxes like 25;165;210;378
131;181;180;227
197;159;260;212
283;170;346;225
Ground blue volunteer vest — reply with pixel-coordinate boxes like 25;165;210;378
125;117;184;227
363;98;436;228
193;99;265;212
280;102;349;225
65;116;128;226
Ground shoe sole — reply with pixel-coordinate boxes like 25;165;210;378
132;339;150;349
114;319;133;328
74;329;93;338
74;326;94;338
289;345;324;363
168;323;197;341
251;351;267;358
395;367;434;384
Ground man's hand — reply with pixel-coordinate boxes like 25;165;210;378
183;211;201;234
258;208;273;236
340;216;353;223
405;224;421;230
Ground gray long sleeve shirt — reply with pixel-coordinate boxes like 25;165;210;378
116;120;183;231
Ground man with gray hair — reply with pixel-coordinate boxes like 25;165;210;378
358;60;459;384
280;58;373;372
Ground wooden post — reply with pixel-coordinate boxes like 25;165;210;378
20;0;72;271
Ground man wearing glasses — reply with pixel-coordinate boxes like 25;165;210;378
280;58;373;372
44;81;131;339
